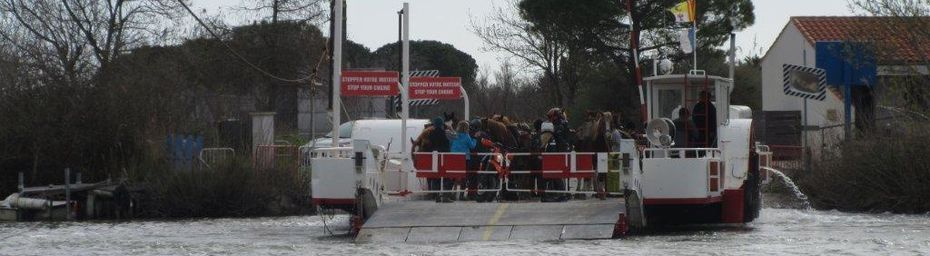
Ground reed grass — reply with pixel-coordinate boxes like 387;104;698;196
799;125;930;213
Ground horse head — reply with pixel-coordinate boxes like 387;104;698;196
443;112;458;128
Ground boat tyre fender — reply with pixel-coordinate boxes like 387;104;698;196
743;152;762;222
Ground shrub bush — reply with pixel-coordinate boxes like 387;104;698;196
800;125;930;213
136;158;311;218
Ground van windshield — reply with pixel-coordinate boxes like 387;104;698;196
324;122;353;138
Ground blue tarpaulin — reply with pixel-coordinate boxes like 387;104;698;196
166;134;204;171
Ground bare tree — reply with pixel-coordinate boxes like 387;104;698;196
236;0;325;25
0;0;90;86
849;0;930;113
495;61;518;114
471;1;568;106
60;0;184;74
0;0;185;180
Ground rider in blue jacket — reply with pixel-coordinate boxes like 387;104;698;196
450;121;477;160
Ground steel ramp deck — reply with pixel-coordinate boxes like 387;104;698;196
356;199;624;243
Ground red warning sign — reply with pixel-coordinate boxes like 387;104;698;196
409;77;462;99
341;71;399;96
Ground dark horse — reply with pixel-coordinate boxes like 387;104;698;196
411;112;458;154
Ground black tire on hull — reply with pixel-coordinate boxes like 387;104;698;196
743;153;762;222
357;188;378;220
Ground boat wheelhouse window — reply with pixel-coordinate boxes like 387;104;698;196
657;88;683;119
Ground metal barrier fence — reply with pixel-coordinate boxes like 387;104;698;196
253;145;300;178
411;152;504;194
407;151;635;196
756;144;775;183
199;148;235;169
769;145;803;171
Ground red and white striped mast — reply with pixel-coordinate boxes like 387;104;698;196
626;0;647;123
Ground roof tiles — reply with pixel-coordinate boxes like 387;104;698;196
792;16;930;64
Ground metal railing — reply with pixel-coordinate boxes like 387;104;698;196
768;145;803;171
408;152;504;194
642;148;723;159
309;147;354;158
756;144;775;184
404;151;633;196
199;147;235;169
253;145;299;174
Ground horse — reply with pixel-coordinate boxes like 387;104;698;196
411;126;440;154
575;111;614;199
411;112;458;155
474;117;518;150
576;111;612;153
410;122;456;200
443;112;459;129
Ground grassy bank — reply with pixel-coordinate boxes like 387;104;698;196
132;158;312;218
798;126;930;214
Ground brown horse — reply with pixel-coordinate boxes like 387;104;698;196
574;111;614;199
576;111;612;153
475;118;518;150
411;126;437;154
411;113;458;155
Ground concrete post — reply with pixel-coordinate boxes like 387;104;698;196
65;168;71;220
331;0;344;146
250;112;276;154
18;172;24;193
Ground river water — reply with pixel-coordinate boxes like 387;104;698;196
1;207;929;255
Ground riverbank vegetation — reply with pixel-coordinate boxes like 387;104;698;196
135;158;312;218
801;125;930;213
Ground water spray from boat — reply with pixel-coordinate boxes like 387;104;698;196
762;167;811;210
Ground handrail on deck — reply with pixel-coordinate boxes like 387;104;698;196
642;148;722;159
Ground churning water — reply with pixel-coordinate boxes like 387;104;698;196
764;167;812;209
2;207;929;256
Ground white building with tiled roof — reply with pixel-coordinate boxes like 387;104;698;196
761;16;930;159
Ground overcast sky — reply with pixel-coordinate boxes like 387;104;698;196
196;0;857;75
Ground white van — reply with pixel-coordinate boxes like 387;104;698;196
304;118;430;154
304;118;430;193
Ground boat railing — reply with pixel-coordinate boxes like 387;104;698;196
642;148;722;159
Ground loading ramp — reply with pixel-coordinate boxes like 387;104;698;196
356;199;625;243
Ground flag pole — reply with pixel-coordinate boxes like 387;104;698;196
691;0;698;71
692;22;697;71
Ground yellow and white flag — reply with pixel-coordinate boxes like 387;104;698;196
670;0;696;23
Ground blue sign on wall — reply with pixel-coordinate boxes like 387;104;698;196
814;41;878;138
815;42;877;88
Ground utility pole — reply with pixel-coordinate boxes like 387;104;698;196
391;8;404;118
331;0;344;145
400;2;410;159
